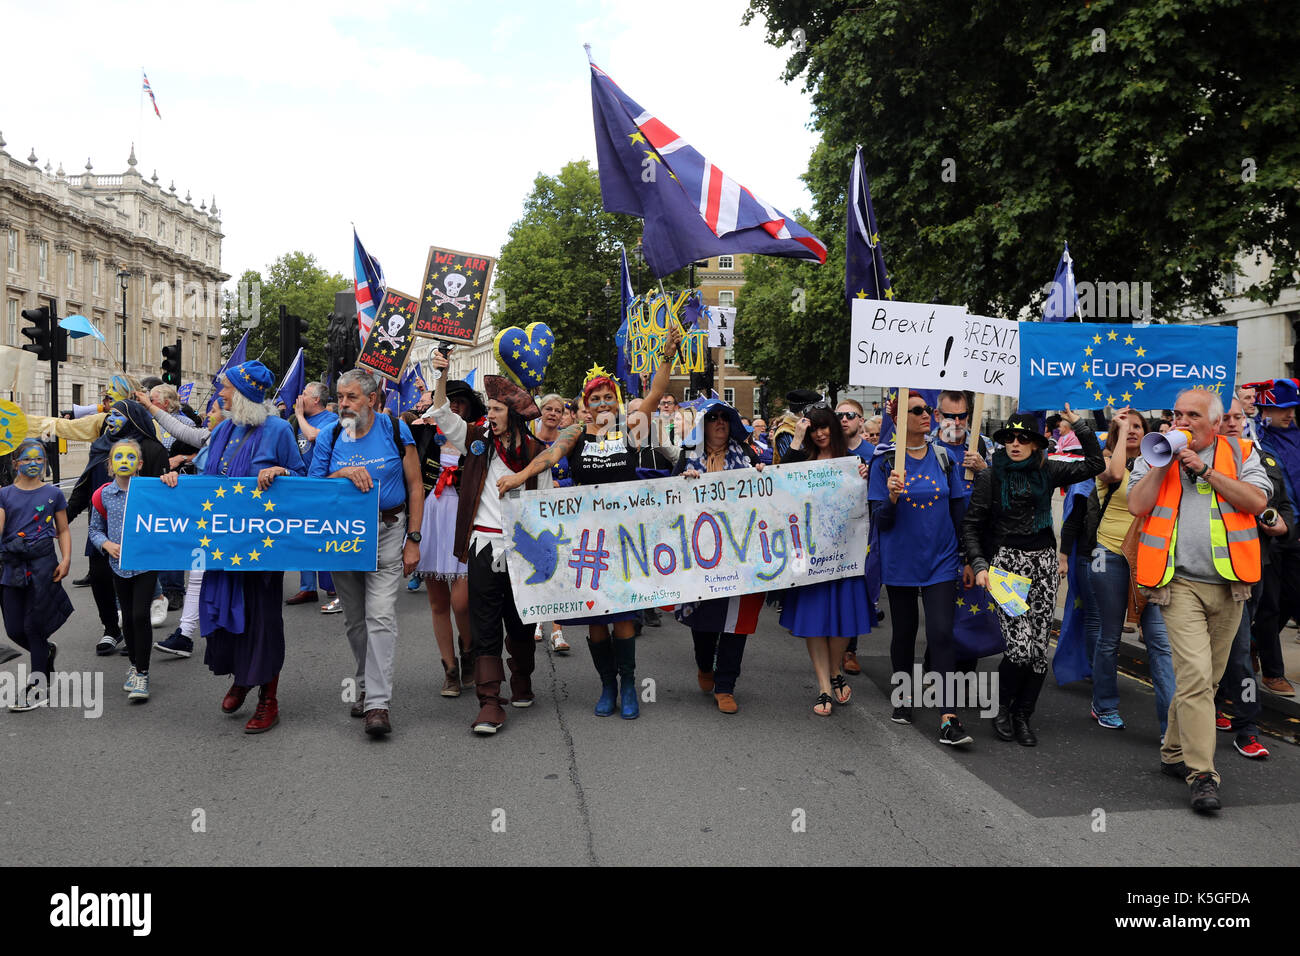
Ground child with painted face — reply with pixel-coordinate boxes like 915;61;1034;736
87;439;159;702
1;439;74;712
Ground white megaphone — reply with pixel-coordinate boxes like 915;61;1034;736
1140;428;1191;467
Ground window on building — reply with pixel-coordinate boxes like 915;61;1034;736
683;386;692;402
37;240;48;281
93;310;105;357
717;290;735;307
718;255;734;271
141;325;152;368
753;387;762;412
7;299;17;346
725;346;736;366
66;250;76;287
191;236;198;256
723;388;735;405
158;219;166;242
6;230;16;271
139;211;148;232
72;384;84;406
92;258;100;295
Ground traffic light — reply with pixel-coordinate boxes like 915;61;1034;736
161;339;182;386
20;305;52;361
279;304;310;375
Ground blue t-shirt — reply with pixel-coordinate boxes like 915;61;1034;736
0;484;67;544
848;440;874;465
299;409;339;464
310;414;414;511
868;445;964;587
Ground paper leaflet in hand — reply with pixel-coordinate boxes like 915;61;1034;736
987;566;1031;617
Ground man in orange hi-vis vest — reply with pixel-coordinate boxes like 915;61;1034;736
1128;387;1270;814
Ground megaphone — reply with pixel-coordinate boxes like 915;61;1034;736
1140;428;1191;467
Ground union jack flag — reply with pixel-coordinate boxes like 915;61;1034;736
590;60;825;278
353;227;385;348
142;70;161;118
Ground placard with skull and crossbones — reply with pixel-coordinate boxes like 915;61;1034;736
430;273;471;311
373;311;410;349
415;246;497;344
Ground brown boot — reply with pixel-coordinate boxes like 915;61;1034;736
505;638;536;708
441;660;461;697
460;650;475;688
244;676;280;734
471;655;507;735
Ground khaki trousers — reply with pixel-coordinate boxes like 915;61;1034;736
1158;577;1242;784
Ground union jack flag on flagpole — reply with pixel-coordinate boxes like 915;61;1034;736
142;70;161;118
589;53;825;278
352;227;386;348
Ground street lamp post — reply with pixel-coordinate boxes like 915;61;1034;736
116;269;130;372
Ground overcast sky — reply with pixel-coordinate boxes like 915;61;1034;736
3;0;818;293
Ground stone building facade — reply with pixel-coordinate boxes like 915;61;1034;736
1;135;227;418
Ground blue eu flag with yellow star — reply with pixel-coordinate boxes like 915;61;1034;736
845;145;893;308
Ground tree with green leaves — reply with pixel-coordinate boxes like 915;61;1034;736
494;160;689;395
742;0;1299;323
220;252;350;385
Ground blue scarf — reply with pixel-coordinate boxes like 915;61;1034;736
199;420;266;637
685;440;752;474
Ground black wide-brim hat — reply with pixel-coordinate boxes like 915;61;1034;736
445;379;486;421
992;412;1050;448
785;388;823;413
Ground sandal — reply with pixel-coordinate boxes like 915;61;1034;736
831;674;852;705
813;693;833;717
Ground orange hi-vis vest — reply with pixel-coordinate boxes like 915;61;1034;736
1135;436;1261;588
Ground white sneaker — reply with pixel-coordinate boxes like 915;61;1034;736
534;623;543;642
127;671;150;701
320;598;342;614
123;665;137;692
8;683;48;712
550;627;570;654
150;596;168;628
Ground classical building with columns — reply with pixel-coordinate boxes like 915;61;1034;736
1;134;226;419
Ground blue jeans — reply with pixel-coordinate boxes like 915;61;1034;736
299;570;334;593
1082;547;1175;732
158;569;185;594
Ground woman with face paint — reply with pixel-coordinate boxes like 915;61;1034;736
66;400;170;657
87;440;158;701
1;439;74;711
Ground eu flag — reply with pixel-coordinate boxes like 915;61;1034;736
1042;242;1078;322
207;330;248;413
1052;477;1097;685
276;347;305;412
615;246;638;397
589;59;826;278
845;145;893;306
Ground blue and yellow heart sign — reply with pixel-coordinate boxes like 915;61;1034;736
493;322;554;388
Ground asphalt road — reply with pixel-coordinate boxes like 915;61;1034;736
4;524;1298;866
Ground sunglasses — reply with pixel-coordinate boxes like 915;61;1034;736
907;405;934;416
1004;434;1037;446
704;412;727;423
837;411;860;420
938;410;969;421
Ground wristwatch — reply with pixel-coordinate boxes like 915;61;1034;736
405;531;422;544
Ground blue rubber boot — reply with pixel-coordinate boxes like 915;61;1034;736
614;636;639;719
588;638;618;717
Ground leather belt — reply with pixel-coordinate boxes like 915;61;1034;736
381;505;405;524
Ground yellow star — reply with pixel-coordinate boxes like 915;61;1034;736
1106;395;1115;405
956;597;965;607
885;287;895;300
1094;391;1103;401
473;292;482;301
198;535;211;547
1107;330;1118;341
1084;379;1093;389
228;553;242;566
968;605;980;615
643;149;662;165
1135;346;1147;357
197;518;208;529
1084;346;1093;356
1134;380;1145;390
472;279;480;287
262;536;274;548
214;486;226;498
231;482;245;494
871;232;881;245
1074;597;1083;609
264;500;276;512
202;500;213;511
987;601;997;612
628;130;647;145
211;549;223;562
511;349;521;359
856;289;867;299
248;549;260;562
1121;391;1133;403
1092;334;1102;344
251;488;263;499
1124;335;1135;345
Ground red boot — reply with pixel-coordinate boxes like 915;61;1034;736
244;676;279;734
222;684;251;714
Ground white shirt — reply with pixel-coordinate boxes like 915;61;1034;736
428;401;552;553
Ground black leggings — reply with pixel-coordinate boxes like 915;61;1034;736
692;630;747;694
88;549;121;638
1;585;50;678
113;572;158;673
886;581;958;709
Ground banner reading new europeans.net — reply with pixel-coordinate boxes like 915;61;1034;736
119;476;379;572
1018;322;1237;410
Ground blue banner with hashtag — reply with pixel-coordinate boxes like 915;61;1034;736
118;476;380;572
1019;322;1237;410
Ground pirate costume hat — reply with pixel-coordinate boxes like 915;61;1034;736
992;412;1050;448
484;376;540;421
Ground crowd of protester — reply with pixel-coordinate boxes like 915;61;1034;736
2;351;1295;815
